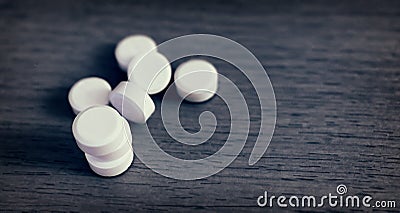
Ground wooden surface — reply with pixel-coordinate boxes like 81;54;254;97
0;0;399;211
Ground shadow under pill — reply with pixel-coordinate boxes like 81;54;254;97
89;43;127;88
1;129;91;176
43;86;74;119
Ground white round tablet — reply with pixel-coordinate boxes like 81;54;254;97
109;81;155;124
86;148;134;177
174;59;218;102
68;77;111;115
72;105;125;156
115;35;157;71
127;52;171;95
92;117;133;161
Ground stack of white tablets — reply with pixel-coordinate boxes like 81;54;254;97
72;106;133;177
68;77;133;177
68;34;219;177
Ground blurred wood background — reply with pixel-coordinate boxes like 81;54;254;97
0;0;399;211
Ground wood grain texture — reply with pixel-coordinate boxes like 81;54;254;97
0;0;399;211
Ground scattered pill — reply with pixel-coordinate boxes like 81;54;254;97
109;81;155;124
127;52;171;95
86;148;134;177
68;77;111;115
69;35;225;177
72;105;125;156
115;35;157;71
93;117;133;161
174;59;218;102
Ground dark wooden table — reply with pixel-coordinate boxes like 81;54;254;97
0;0;399;211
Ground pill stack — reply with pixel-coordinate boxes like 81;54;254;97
68;34;219;177
72;106;133;177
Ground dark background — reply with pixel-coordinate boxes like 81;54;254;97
0;0;399;211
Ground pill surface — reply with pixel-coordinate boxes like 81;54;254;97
174;59;218;102
127;52;172;95
115;35;157;71
92;117;133;161
109;81;155;123
72;105;125;156
86;148;134;177
68;77;111;115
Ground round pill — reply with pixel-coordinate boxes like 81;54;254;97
86;148;134;177
115;35;157;71
174;59;218;102
72;105;125;156
127;52;172;95
92;117;133;161
68;77;111;115
109;81;155;124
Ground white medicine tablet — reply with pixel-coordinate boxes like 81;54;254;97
86;148;134;177
68;77;111;115
127;52;171;95
92;117;133;161
72;105;125;156
109;81;155;124
115;35;157;71
174;59;218;102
